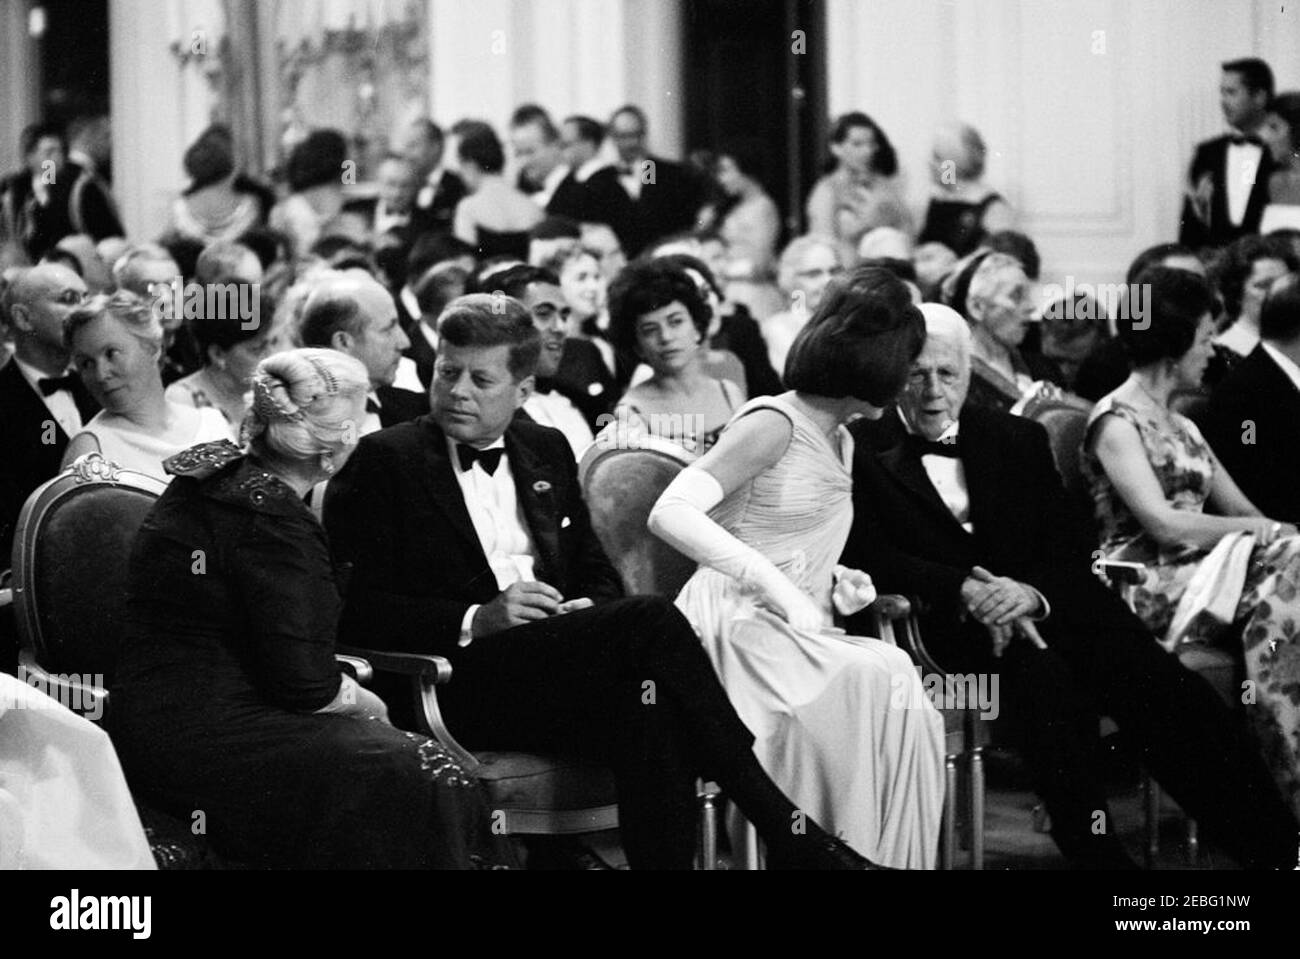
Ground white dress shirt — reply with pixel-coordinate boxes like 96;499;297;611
897;410;1049;618
533;164;572;211
13;357;83;438
1225;140;1264;227
1261;342;1300;393
575;157;612;185
523;390;594;460
449;435;540;646
900;411;972;533
416;169;446;210
1214;319;1260;359
618;160;646;201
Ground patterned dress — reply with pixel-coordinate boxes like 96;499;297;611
673;397;945;867
1081;395;1300;815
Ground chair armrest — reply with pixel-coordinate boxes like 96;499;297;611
334;654;373;686
335;645;452;683
869;594;912;621
873;596;949;678
334;644;479;773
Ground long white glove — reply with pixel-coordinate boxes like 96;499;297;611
649;467;825;631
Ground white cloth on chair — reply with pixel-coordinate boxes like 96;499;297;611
0;672;155;869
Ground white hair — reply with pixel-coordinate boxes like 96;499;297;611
919;302;972;364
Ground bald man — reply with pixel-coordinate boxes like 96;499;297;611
297;271;426;434
842;303;1299;869
0;263;97;557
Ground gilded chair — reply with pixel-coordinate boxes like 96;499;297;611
8;454;215;868
337;436;703;868
576;436;964;869
868;596;988;869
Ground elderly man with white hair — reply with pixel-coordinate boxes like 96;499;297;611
840;302;1300;869
961;252;1067;413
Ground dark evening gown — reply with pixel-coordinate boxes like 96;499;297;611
474;226;531;262
108;441;514;869
918;193;1003;257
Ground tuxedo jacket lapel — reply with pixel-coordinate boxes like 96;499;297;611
504;426;562;587
877;442;971;539
68;373;99;424
0;361;73;446
417;419;488;572
957;421;1005;549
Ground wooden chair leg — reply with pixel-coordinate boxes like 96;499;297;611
1143;770;1160;867
969;745;985;870
942;754;957;870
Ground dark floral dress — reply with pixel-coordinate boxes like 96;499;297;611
1081;396;1300;815
109;440;515;869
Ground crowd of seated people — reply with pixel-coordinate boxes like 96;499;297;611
4;53;1300;871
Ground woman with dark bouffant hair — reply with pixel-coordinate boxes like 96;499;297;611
168;124;274;246
1083;266;1300;816
606;257;743;454
649;266;945;869
449;120;542;261
270;129;351;257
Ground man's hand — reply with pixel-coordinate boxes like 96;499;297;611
472;581;564;638
986;618;1049;658
962;566;1042;626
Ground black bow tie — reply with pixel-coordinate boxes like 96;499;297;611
457;444;504;475
1229;134;1263;147
906;434;961;459
38;374;78;396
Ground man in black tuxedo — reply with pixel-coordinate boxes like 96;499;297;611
509;105;593;225
491;265;610;449
1197;273;1300;523
0;263;97;558
342;154;420;247
323;294;872;869
0;123;124;261
843;304;1298;869
606;105;708;257
296;272;427;433
1179;58;1275;250
402;119;467;242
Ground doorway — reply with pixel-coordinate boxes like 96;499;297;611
681;0;828;240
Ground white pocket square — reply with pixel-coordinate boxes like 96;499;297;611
561;516;572;529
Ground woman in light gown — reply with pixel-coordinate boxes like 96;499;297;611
62;291;233;480
649;266;945;868
1259;92;1300;235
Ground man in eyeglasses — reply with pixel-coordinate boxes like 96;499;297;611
0;263;97;560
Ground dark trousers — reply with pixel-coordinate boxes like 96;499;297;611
936;616;1297;867
439;596;760;870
